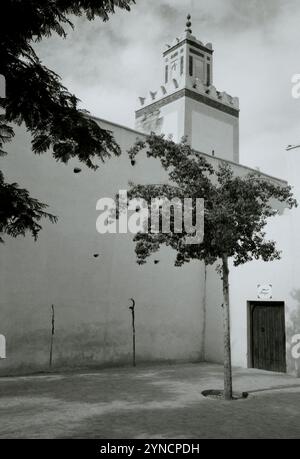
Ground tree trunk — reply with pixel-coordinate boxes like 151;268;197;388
222;255;233;400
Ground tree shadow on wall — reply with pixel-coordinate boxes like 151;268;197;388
286;289;300;377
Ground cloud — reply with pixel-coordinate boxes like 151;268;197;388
35;0;300;178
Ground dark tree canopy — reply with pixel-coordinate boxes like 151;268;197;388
0;170;57;243
0;0;135;242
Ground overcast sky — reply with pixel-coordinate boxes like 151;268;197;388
36;0;300;178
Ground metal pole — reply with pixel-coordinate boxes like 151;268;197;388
286;144;300;151
49;305;55;368
129;299;136;367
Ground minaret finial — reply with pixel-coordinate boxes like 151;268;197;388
185;14;192;34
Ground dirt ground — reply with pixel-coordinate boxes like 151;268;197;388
0;362;299;439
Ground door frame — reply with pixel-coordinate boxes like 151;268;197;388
247;301;287;372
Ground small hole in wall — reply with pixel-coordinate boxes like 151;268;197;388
74;168;82;174
131;159;136;166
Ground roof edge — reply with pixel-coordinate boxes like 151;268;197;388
89;114;287;186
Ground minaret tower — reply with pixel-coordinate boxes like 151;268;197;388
135;15;240;163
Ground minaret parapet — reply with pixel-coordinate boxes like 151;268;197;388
137;14;239;113
135;13;240;164
138;82;239;111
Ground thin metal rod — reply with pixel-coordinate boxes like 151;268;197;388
286;144;300;151
129;299;136;367
49;305;55;368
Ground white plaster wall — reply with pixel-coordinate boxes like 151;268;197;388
192;110;233;158
0;119;206;374
187;98;239;162
285;149;300;376
229;149;300;377
135;97;185;143
160;98;185;142
1;116;297;377
205;186;300;377
160;110;179;141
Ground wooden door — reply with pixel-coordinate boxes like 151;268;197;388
251;302;286;373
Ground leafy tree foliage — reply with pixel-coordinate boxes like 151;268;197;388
0;0;135;241
0;170;57;243
125;133;297;399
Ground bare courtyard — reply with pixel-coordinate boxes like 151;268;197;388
0;363;299;439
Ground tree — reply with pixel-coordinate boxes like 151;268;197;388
124;133;297;400
0;0;135;242
0;170;57;243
